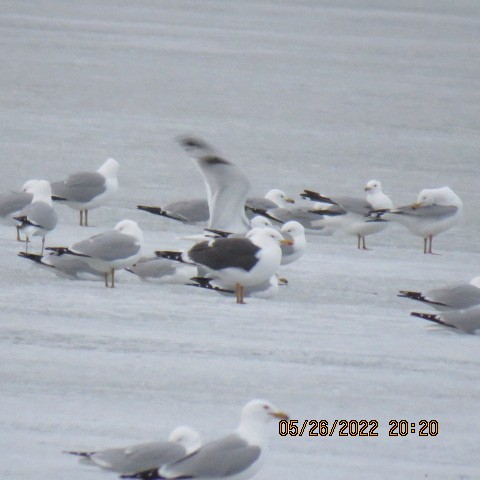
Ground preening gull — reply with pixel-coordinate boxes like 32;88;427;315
47;220;143;288
66;426;201;475
301;179;393;249
178;136;251;234
376;186;462;254
399;277;480;311
411;306;480;334
51;158;119;226
0;180;37;240
155;227;290;304
122;399;288;480
14;180;57;254
18;251;103;279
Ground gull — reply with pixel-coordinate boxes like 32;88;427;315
14;180;57;254
411;306;480;334
122;399;289;480
155;227;290;304
301;179;393;249
47;220;143;287
51;158;119;226
398;276;480;311
177;136;251;234
374;186;463;254
0;180;36;241
66;426;201;475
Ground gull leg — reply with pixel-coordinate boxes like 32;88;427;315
85;210;89;227
79;210;83;226
111;267;115;288
41;237;45;255
16;226;24;242
361;236;369;250
104;272;109;287
25;236;30;253
357;235;361;249
423;237;428;254
427;235;438;255
236;283;246;304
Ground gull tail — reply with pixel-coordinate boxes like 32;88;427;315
120;468;163;480
155;250;185;263
137;205;187;223
18;252;54;268
398;291;448;308
63;450;93;458
45;247;89;257
203;228;233;238
410;312;457;329
244;206;284;223
300;190;336;204
188;277;234;293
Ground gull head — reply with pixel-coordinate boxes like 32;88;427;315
114;220;143;242
98;158;120;177
250;216;274;229
168;426;202;454
265;189;295;207
364;179;382;192
281;221;305;242
246;227;291;246
240;399;289;425
30;180;53;204
21;179;40;193
413;186;462;209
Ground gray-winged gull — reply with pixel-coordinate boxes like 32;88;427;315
126;257;198;284
47;219;143;287
301;179;393;249
280;221;306;266
51;158;119;226
411;306;480;334
14;180;58;254
122;399;289;480
66;426;201;475
374;186;462;254
399;276;480;311
155;227;290;304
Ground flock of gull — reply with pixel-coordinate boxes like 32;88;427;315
1;135;478;479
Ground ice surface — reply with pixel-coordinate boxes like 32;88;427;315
0;1;479;479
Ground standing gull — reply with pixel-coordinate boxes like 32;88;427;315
122;399;289;480
301;179;393;249
14;180;57;254
47;220;143;288
155;227;290;304
411;306;480;334
66;426;201;475
399;276;480;311
375;186;462;254
0;180;36;241
51;158;119;226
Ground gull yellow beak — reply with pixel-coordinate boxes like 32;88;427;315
280;239;294;246
411;202;422;210
270;410;289;420
364;186;372;191
285;197;295;204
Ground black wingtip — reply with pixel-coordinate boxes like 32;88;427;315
63;450;92;457
203;228;233;238
137;205;187;223
154;250;184;262
188;277;234;293
300;190;335;205
18;251;43;263
120;468;162;480
410;312;457;329
51;195;68;201
244;207;284;224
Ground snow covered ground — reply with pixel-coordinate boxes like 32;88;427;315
1;1;479;478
